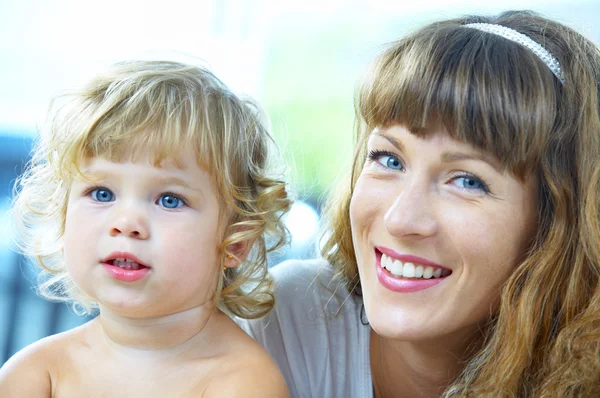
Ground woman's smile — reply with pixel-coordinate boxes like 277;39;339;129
350;124;538;341
374;248;451;293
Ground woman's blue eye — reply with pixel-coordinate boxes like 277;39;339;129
379;155;403;170
90;188;114;202
382;156;402;170
453;176;488;192
158;194;184;209
368;150;404;171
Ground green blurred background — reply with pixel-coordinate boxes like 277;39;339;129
1;0;599;364
259;1;600;201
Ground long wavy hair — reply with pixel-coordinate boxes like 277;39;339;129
13;60;291;319
321;10;600;396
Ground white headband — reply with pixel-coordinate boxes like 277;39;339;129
464;23;565;84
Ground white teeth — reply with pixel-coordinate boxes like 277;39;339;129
381;253;449;279
403;262;415;278
383;254;391;269
113;259;141;270
390;260;403;275
422;266;434;279
115;258;135;263
415;265;424;278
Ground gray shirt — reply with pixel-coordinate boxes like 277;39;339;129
237;259;373;398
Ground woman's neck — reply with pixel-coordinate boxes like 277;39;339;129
370;326;485;398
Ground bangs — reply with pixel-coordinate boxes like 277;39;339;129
358;21;560;177
52;62;222;176
75;98;198;168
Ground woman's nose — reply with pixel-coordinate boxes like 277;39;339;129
383;180;438;239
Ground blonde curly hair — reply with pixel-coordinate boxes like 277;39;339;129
321;10;600;397
12;60;291;319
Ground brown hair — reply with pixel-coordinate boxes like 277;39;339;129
13;60;292;319
321;10;600;396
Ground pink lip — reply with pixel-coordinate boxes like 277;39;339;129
376;246;449;270
101;251;150;283
101;251;149;266
374;248;448;293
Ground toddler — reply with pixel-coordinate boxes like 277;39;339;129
0;60;291;397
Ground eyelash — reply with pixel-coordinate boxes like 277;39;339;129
448;172;491;194
367;150;491;194
160;191;188;208
83;186;189;207
83;185;108;198
368;150;404;170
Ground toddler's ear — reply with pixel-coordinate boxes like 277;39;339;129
223;238;255;268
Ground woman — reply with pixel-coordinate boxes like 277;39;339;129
239;10;600;397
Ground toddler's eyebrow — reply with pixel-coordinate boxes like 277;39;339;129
153;175;196;190
79;171;197;191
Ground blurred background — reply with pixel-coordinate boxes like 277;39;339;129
1;0;599;365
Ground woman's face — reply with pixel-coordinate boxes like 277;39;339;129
350;125;538;342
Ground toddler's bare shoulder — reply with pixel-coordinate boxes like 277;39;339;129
0;320;96;397
204;349;289;398
0;331;70;397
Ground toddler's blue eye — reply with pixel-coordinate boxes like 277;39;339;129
158;194;184;209
91;188;114;202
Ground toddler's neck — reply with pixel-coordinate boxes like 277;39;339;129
95;302;219;357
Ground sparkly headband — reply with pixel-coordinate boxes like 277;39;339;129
464;23;565;84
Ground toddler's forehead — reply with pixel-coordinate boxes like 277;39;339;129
73;148;211;179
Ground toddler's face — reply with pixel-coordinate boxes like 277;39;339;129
63;147;225;318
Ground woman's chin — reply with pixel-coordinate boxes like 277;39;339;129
365;304;441;341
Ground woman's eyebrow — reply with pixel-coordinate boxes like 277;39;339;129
372;131;504;173
372;132;404;151
440;151;503;173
